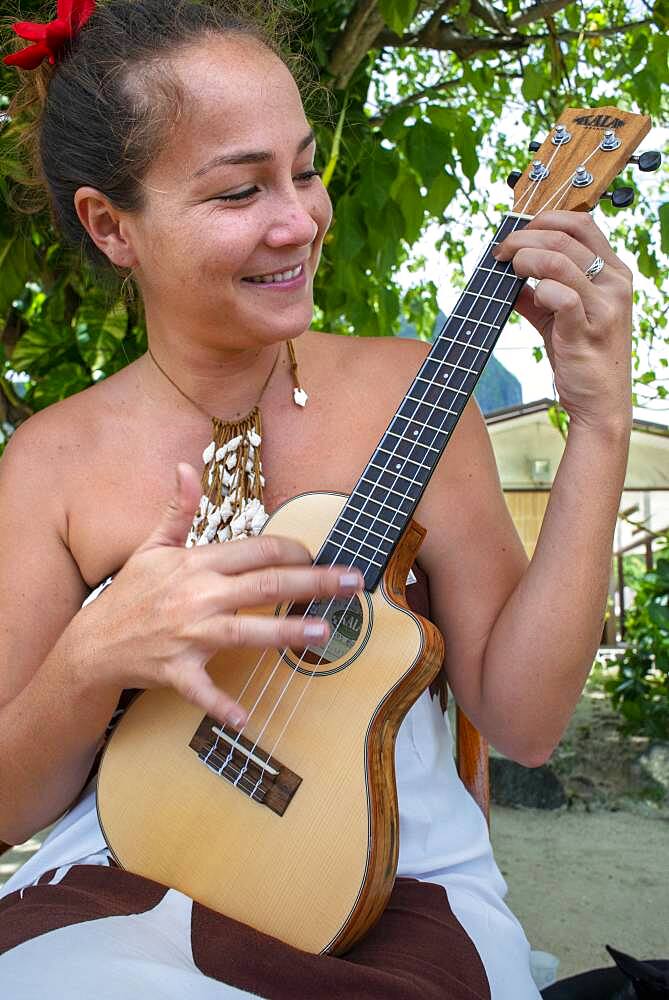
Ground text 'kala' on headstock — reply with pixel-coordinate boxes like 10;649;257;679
511;107;652;217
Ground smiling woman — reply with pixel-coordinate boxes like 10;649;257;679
0;0;636;997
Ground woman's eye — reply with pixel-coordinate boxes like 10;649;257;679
217;186;260;202
295;170;322;183
216;170;321;203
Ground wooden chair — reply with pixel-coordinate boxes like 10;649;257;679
0;706;488;862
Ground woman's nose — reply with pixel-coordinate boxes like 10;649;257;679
263;190;319;249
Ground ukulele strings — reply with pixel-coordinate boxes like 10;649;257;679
209;132;598;790
208;132;603;792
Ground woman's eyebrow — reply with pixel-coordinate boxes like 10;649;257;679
192;129;315;178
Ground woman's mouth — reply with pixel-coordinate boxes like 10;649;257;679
241;263;306;288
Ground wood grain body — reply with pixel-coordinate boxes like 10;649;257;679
97;492;445;955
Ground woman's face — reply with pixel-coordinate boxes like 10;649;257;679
122;35;332;349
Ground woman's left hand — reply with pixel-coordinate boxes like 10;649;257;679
494;210;633;433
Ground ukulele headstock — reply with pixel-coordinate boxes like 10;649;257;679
510;107;654;216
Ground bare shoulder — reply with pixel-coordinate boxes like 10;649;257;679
2;364;138;543
307;329;430;397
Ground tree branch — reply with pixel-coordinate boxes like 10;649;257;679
511;0;573;29
377;18;653;57
328;0;386;91
367;75;463;124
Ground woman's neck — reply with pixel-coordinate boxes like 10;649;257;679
139;335;290;422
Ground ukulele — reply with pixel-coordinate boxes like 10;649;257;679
97;107;655;955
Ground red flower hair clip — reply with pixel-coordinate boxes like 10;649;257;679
3;0;95;70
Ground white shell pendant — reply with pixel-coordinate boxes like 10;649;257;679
185;418;269;548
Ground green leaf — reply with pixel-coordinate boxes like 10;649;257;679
404;120;452;188
31;361;90;410
377;0;418;36
521;64;548;103
424;171;459;217
0;235;36;321
393;173;425;243
11;319;76;374
75;296;128;371
332;194;365;259
659;203;669;257
648;602;669;630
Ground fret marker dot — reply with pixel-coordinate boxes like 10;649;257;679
395;463;401;470
412;430;418;435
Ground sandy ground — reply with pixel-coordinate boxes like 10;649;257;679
2;805;667;984
490;805;669;980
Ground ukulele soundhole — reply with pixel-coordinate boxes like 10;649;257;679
285;594;371;674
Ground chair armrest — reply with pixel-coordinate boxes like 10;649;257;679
455;706;490;826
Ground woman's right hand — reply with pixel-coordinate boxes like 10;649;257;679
72;462;363;727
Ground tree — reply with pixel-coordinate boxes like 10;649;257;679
1;0;667;450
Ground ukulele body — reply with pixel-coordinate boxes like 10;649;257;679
97;491;444;955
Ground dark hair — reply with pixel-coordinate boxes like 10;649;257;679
3;0;311;275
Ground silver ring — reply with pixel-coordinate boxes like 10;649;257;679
583;255;605;281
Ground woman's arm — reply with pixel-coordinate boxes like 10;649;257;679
0;414;122;844
415;210;632;766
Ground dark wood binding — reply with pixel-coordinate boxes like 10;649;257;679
328;516;445;954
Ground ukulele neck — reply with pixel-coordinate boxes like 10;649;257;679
315;213;531;590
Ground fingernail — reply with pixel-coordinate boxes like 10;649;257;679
339;573;363;589
227;710;246;729
305;622;328;637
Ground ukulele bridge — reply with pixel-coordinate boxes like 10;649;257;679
189;716;302;817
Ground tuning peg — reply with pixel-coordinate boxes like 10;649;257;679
528;141;541;152
628;150;662;172
600;187;635;208
507;170;522;189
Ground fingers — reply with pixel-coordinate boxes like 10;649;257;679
502;210;629;275
495;246;592;321
194;533;316;576
209;563;364;612
168;661;250;727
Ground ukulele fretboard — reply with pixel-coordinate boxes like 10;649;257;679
315;213;530;590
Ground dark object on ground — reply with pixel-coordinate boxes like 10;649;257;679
489;758;566;809
541;947;669;999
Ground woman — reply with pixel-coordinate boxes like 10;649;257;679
0;0;634;996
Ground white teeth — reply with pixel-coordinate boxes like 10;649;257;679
246;264;302;284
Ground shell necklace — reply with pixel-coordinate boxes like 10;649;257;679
146;340;307;548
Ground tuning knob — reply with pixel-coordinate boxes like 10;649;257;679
507;170;522;189
528;140;541;152
628;150;662;172
601;187;635;208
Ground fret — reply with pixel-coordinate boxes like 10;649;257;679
325;543;385;569
384;428;440;454
333;515;398;545
330;528;394;561
347;494;407;522
415;374;469;397
421;356;480;380
360;475;421;504
338;509;403;535
437;333;491;354
376;445;432;470
446;314;500;330
476;264;518;276
460;289;512;305
388;417;447;446
369;460;427;486
330;525;391;559
404;394;460;417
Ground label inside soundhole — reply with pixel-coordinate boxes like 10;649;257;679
293;597;364;665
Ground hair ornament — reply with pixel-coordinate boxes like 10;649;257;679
3;0;95;69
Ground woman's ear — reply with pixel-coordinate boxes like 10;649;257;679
73;186;139;268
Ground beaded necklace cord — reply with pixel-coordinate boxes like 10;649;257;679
146;340;307;546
